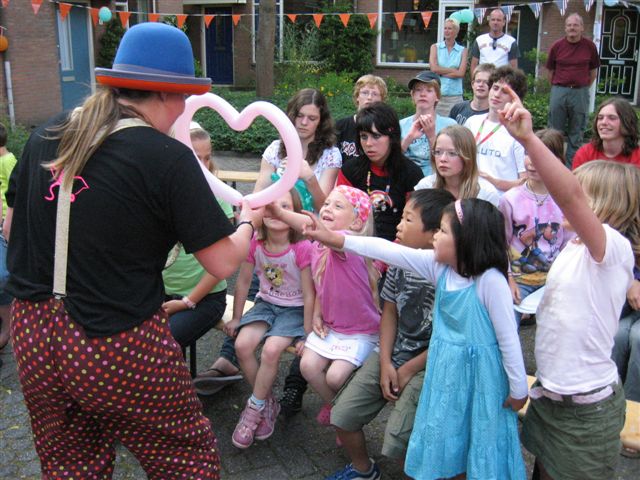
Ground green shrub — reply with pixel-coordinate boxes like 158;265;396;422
3;120;31;161
96;17;125;68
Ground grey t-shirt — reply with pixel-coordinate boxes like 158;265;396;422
380;266;435;367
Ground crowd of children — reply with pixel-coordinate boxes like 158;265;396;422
4;28;639;479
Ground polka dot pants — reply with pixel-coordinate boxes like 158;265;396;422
11;298;220;479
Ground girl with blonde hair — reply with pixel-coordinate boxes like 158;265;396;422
415;125;499;206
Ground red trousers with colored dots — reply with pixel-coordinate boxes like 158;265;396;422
11;298;220;480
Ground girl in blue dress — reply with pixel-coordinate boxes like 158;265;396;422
302;198;528;479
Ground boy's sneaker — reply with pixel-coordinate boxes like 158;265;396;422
231;400;263;449
316;403;332;426
255;395;281;440
279;384;305;417
324;460;381;480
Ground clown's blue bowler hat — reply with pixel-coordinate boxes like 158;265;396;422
95;23;211;95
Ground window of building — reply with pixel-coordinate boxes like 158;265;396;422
377;0;473;66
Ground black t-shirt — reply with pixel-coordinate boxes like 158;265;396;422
449;100;489;126
7;118;234;337
335;116;359;167
339;159;423;241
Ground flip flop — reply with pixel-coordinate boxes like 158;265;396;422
193;367;243;396
621;446;640;459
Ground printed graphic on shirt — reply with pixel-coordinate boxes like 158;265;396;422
369;190;394;213
45;170;90;202
263;263;284;288
510;218;561;278
340;140;359;159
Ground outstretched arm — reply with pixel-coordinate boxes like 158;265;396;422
498;85;605;262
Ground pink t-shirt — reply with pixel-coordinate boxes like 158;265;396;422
248;238;312;307
499;184;569;286
311;239;380;335
572;142;640;169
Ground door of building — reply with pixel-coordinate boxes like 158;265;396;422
56;3;93;110
597;6;639;102
205;8;234;85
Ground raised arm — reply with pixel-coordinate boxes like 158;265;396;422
254;157;277;192
499;85;605;261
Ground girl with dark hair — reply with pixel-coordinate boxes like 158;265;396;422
302;197;528;480
572;97;640;169
255;88;341;211
337;102;423;241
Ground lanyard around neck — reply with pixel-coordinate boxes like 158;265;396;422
474;117;502;147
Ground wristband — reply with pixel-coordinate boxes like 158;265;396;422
237;220;255;237
181;296;196;310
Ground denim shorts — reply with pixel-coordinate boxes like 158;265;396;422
239;298;305;339
0;234;12;306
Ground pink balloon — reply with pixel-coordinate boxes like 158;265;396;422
173;93;303;208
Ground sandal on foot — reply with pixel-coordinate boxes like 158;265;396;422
193;367;243;395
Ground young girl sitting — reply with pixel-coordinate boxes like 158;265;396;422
499;129;570;326
500;88;637;480
414;124;499;206
268;185;381;425
302;199;528;479
227;190;315;449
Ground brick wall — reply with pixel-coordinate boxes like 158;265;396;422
1;1;61;128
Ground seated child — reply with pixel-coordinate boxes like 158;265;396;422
326;189;455;480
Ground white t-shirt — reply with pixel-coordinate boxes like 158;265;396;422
414;174;500;207
535;224;633;394
263;139;342;180
343;235;528;399
464;114;525;192
472;33;519;67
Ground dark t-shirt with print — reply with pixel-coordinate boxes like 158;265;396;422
449;100;489;126
7;117;234;337
381;266;435;368
338;159;423;241
335;115;359;166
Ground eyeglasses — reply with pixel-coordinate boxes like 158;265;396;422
473;79;489;85
359;89;381;98
433;149;460;159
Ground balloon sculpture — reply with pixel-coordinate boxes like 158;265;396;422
173;93;302;208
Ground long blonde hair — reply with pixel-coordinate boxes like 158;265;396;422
313;201;380;309
574;160;640;267
432;125;480;199
45;87;154;188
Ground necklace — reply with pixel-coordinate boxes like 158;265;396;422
474;117;502;146
526;180;549;206
366;169;390;196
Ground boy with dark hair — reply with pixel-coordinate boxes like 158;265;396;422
325;189;455;480
464;65;528;194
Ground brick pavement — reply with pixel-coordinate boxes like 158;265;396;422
0;155;637;479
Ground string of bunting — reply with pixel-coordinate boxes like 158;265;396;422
7;0;640;27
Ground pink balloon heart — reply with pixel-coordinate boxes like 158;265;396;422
173;93;302;208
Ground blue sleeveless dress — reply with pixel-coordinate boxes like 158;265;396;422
405;268;525;480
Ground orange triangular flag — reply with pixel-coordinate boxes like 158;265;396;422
149;12;160;22
90;7;99;26
232;14;241;26
59;3;72;20
421;12;433;29
204;14;215;27
286;14;297;23
118;11;131;26
1;1;9;8
31;0;42;15
339;13;350;27
394;12;406;30
312;13;324;28
176;14;187;29
366;13;378;29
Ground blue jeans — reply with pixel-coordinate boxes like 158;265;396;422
612;309;640;401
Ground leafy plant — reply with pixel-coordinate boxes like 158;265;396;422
96;17;125;68
3;119;30;161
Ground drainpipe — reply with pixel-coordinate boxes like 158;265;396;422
3;60;14;128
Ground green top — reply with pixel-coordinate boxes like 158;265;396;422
0;152;17;218
162;197;234;296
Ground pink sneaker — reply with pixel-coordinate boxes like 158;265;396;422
316;403;332;426
255;395;281;441
232;400;263;449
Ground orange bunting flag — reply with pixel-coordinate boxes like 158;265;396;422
339;13;350;27
59;3;72;20
312;13;324;28
176;14;187;28
1;1;9;8
149;13;160;22
286;14;298;23
31;0;42;15
232;14;241;26
90;7;99;26
204;14;215;27
421;11;433;28
118;11;131;26
366;13;378;29
394;12;406;30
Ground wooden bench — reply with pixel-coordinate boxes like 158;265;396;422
216;170;259;190
518;375;640;450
